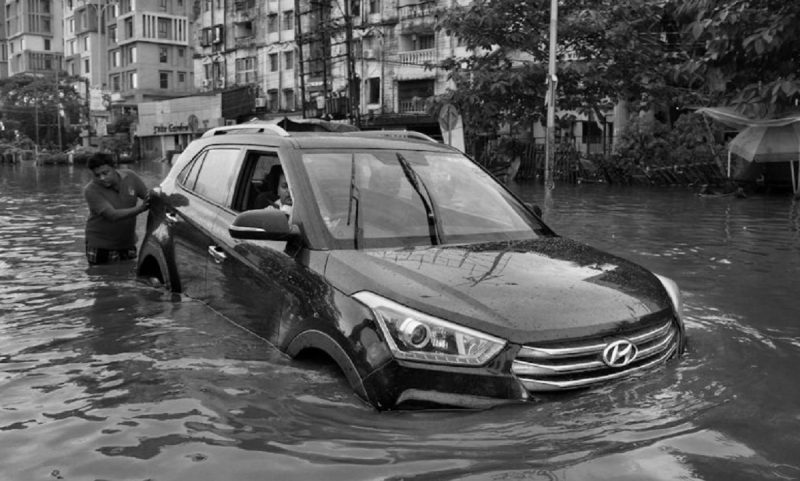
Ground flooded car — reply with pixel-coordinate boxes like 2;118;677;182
136;126;686;410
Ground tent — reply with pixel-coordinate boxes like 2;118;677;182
696;107;800;193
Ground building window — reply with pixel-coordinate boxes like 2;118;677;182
283;89;295;110
111;74;121;91
368;77;380;104
126;46;137;63
235;56;256;84
111;49;120;67
128;71;138;89
283;51;294;70
417;34;435;50
269;53;278;72
160;71;169;89
83;36;89;51
44;39;50;51
178;72;186;83
84;58;90;73
267;89;279;112
159;47;168;63
108;25;117;43
369;0;380;14
282;10;293;30
267;14;277;33
158;18;170;39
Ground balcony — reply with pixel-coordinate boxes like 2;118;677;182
398;2;436;20
397;49;435;66
398;97;431;114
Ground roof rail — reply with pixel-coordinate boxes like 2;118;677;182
201;123;290;138
342;130;439;143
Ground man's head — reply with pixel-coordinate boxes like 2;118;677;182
87;153;119;189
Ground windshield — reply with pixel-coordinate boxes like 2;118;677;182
301;149;545;249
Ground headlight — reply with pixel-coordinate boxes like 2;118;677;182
655;274;683;322
354;291;507;366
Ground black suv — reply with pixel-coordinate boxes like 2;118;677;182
137;124;686;410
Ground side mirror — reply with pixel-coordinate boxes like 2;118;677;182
525;202;543;218
229;209;299;241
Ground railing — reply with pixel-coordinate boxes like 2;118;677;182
397;49;435;65
398;2;436;20
398;98;429;113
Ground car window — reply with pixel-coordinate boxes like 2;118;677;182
185;148;240;206
232;151;282;212
301;149;541;248
177;150;205;190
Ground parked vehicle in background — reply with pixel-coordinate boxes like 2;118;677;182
137;125;686;410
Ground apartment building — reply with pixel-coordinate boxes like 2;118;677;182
5;0;62;75
186;0;463;137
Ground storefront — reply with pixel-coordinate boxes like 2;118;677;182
134;87;255;161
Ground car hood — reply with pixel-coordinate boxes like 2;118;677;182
323;237;673;343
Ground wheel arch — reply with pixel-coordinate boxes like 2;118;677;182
137;237;181;292
286;330;370;402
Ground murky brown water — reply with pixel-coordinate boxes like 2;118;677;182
2;161;799;481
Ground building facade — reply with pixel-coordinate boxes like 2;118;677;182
5;0;62;76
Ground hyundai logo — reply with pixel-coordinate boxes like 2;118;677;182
602;340;638;368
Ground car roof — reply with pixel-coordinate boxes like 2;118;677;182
199;127;454;152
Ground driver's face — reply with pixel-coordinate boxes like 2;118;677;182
278;174;292;205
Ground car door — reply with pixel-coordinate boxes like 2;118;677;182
203;150;294;344
170;146;242;301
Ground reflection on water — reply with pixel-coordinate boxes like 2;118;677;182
2;164;799;480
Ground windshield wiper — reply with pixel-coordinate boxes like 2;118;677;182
346;153;363;249
396;153;442;244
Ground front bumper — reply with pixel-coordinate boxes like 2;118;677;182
360;348;529;410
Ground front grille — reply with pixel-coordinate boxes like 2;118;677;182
511;316;680;392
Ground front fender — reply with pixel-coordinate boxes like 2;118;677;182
284;287;393;408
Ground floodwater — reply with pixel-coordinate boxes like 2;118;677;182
2;160;799;481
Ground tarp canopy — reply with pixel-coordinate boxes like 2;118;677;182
695;107;800;129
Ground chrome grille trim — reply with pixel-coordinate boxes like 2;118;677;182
512;318;679;392
517;320;672;359
517;343;677;391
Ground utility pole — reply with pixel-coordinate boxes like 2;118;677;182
56;70;63;151
343;0;359;128
544;0;558;191
294;0;306;118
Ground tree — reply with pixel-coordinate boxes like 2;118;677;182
435;0;800;143
673;0;800;117
434;0;685;135
0;73;86;149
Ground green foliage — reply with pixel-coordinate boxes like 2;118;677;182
435;0;800;143
435;0;685;136
98;134;133;162
674;0;800;116
611;112;726;182
0;73;85;150
614;115;672;168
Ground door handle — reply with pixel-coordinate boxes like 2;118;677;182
208;245;227;263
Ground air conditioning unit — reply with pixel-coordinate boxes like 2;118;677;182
254;97;267;108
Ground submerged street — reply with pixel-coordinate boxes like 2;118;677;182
2;160;799;480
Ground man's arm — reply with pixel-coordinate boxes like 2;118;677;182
85;188;149;222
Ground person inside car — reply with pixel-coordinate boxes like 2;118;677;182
254;164;293;216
